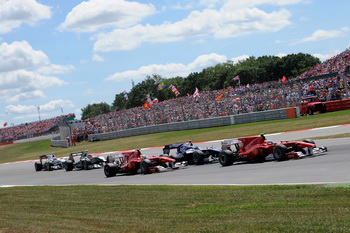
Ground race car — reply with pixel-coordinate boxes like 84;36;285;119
219;135;328;166
162;141;222;165
104;150;177;177
63;151;106;171
34;154;64;171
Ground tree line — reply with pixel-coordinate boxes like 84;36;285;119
81;53;320;119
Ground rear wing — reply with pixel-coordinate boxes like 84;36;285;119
163;143;184;154
221;139;242;151
39;154;55;162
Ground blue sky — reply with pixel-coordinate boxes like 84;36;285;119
0;0;349;127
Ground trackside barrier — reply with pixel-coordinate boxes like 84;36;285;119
51;136;69;148
81;108;297;144
0;141;14;146
325;99;350;112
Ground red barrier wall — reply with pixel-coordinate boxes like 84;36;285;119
286;108;297;118
325;99;350;112
0;141;14;146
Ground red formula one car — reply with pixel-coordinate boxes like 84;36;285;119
104;150;177;177
219;135;328;166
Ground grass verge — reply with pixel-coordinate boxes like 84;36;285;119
1;185;350;233
1;109;350;164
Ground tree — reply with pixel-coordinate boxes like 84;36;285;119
81;102;111;120
108;52;321;111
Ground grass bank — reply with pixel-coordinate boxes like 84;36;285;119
1;109;350;164
1;185;350;233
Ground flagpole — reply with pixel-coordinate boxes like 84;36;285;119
37;106;41;121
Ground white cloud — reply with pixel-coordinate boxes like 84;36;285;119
58;0;156;33
7;90;46;103
93;2;293;52
0;40;68;103
296;27;350;44
36;64;75;75
105;53;227;82
276;53;288;58
0;70;67;103
0;0;51;34
92;53;104;62
312;50;341;61
231;55;250;63
188;53;227;70
0;41;49;72
0;69;66;91
5;99;74;120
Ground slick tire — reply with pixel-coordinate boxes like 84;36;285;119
219;150;235;166
34;162;42;171
65;160;74;171
193;151;204;165
273;145;288;161
140;159;152;174
104;163;118;177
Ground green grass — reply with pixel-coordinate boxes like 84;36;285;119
1;109;350;164
1;185;350;233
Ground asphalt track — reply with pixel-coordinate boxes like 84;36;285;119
1;124;349;187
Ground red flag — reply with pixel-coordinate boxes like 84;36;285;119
3;122;8;127
281;76;287;84
143;101;150;110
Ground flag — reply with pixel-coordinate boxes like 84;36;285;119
169;84;180;96
153;98;159;103
143;101;150;110
123;90;129;100
124;93;128;100
157;81;166;90
216;89;225;101
281;76;287;84
143;95;153;110
216;93;224;101
3;122;7;127
233;75;240;81
193;87;200;99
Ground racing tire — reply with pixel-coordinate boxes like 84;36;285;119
140;159;152;174
104;163;118;177
273;145;288;161
219;150;235;166
184;154;194;165
84;161;91;170
44;162;52;171
193;151;204;165
34;162;42;171
65;160;74;171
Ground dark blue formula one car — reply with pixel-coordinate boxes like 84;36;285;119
163;141;222;165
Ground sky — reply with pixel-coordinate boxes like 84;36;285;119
0;0;349;127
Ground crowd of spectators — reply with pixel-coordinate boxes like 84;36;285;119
81;49;350;134
0;115;66;143
1;49;350;143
